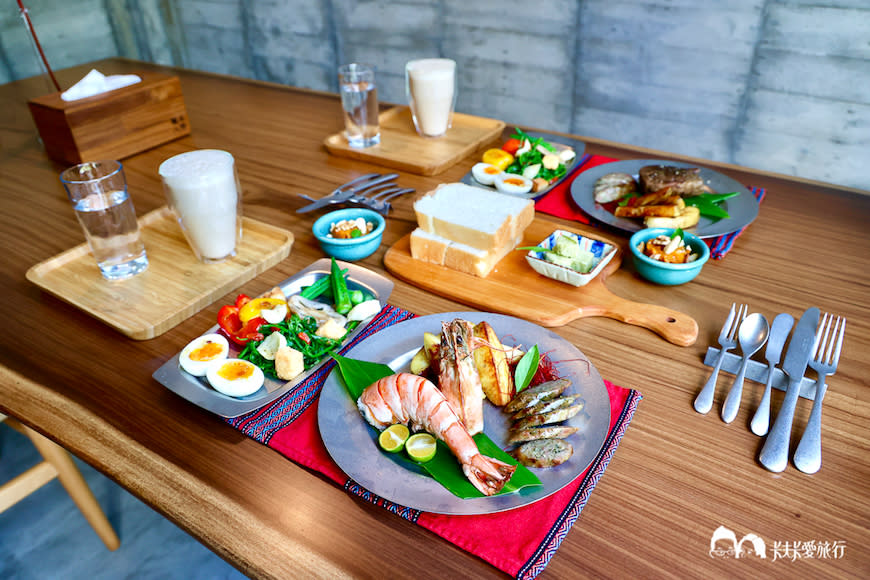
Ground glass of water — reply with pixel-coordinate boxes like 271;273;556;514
60;160;148;281
338;63;380;148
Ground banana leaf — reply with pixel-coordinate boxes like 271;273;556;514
331;353;542;498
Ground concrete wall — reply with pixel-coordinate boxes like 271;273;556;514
1;0;867;191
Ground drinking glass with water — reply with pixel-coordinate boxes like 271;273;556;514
338;64;380;148
60;160;148;281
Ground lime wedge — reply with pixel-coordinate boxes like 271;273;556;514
405;433;437;462
378;424;410;453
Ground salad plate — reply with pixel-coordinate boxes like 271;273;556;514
460;131;586;201
317;312;611;515
570;159;759;239
152;259;393;418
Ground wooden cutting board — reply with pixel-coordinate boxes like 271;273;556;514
384;217;698;346
324;106;504;176
26;206;294;340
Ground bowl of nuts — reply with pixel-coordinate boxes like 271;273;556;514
629;227;709;285
312;208;385;261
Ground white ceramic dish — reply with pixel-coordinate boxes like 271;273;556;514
525;230;616;287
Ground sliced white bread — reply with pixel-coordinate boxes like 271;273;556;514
414;183;534;251
410;228;520;277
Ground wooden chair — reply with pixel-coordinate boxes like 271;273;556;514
0;413;120;550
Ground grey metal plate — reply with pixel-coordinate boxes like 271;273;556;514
570;159;759;239
317;312;611;515
459;131;586;201
152;259;394;418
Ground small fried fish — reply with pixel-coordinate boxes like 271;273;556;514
513;404;584;431
503;379;570;414
507;425;578;444
511;395;579;421
511;439;574;468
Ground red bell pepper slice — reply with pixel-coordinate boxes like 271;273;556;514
297;331;311;345
217;303;265;346
502;138;522;155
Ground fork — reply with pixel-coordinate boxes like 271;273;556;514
362;188;415;213
694;303;747;414
792;314;845;474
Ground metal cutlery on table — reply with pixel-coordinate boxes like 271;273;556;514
793;314;846;474
697;303;846;473
758;307;820;473
750;313;794;436
721;313;769;423
694;303;747;414
296;173;414;214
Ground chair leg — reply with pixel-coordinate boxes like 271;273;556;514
17;421;121;551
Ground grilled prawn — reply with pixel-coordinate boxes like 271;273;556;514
438;319;485;435
357;373;516;496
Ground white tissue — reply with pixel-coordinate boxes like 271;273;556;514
60;69;142;101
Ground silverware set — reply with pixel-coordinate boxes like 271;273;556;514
296;173;415;214
695;303;846;474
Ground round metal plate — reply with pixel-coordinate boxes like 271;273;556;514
317;312;611;515
570;159;759;239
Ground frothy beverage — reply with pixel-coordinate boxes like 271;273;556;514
159;150;241;263
406;59;456;138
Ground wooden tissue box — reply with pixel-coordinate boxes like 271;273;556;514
28;71;191;165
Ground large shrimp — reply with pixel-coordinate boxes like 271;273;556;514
438;319;485;435
358;373;516;496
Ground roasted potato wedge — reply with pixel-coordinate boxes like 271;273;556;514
410;332;441;376
643;205;700;229
472;322;514;406
409;347;429;375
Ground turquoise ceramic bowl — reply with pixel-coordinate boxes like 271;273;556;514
629;228;710;285
312;208;385;262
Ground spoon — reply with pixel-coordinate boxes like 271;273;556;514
721;313;770;423
749;313;794;436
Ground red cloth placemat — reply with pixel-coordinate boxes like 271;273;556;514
227;306;641;578
534;155;766;259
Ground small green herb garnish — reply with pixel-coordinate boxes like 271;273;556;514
514;345;540;393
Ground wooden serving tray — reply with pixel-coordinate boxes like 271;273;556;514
26;207;294;340
384;217;698;346
324;106;504;176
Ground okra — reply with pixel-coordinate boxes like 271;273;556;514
330;258;352;315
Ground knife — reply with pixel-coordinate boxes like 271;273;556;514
758;307;820;472
750;312;794;436
296;173;397;213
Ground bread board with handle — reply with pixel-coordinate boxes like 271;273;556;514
324;106;504;176
384;217;698;346
26;206;294;340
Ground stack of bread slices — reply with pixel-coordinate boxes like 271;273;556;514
410;183;534;277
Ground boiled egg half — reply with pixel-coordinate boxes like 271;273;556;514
179;333;230;377
494;173;533;195
471;162;503;185
206;358;265;398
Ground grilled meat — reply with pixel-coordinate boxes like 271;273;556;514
638;165;712;196
593;172;637;203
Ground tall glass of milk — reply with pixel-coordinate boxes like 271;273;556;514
158;150;242;263
405;59;456;138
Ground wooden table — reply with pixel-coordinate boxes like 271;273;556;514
1;59;868;578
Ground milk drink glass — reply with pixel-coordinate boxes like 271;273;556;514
405;58;456;138
60;160;148;280
158;150;242;263
338;64;380;148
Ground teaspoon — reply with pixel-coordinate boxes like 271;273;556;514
721;313;769;423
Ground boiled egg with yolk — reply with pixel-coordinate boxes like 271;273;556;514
494;173;533;195
471;162;503;185
179;333;230;377
206;358;265;398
